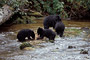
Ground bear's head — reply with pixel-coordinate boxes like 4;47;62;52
56;15;61;22
37;27;44;35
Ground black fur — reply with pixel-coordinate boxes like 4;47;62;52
37;27;56;40
55;22;65;37
43;15;61;29
17;29;35;42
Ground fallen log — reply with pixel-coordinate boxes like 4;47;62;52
0;5;13;25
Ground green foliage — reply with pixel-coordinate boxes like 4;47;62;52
0;0;6;7
14;16;36;24
31;0;67;18
67;0;73;3
0;0;90;19
83;0;90;9
63;0;90;19
49;40;54;43
0;0;28;11
28;0;90;19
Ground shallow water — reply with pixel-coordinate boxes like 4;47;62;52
0;18;90;60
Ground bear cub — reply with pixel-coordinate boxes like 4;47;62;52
55;22;65;37
17;29;35;42
37;27;56;40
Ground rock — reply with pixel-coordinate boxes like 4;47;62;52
24;47;35;50
68;46;76;49
81;27;89;31
0;5;13;25
80;49;88;54
20;42;34;50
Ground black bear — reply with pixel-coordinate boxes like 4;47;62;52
55;22;65;37
43;15;61;29
37;27;56;40
17;29;35;42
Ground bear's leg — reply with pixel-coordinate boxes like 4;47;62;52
49;35;55;40
31;35;35;40
56;31;60;35
49;37;55;43
28;36;32;40
59;32;64;37
19;38;26;42
49;38;54;40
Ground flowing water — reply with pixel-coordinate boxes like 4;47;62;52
0;18;90;60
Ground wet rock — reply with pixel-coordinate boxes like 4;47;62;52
80;49;88;54
1;41;7;45
68;46;76;49
87;34;90;38
81;27;89;31
56;47;59;49
24;47;35;50
20;42;34;50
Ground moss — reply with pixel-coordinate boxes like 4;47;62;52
20;42;34;50
28;11;43;17
49;40;54;43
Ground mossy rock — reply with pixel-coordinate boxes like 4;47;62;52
20;42;34;50
80;49;88;54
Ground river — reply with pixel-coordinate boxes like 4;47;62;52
0;18;90;60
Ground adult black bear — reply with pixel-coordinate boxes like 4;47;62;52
55;22;65;37
43;15;61;29
17;29;35;42
37;27;56;40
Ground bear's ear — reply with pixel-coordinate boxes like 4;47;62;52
56;15;61;21
38;27;41;28
38;27;42;29
38;27;43;31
